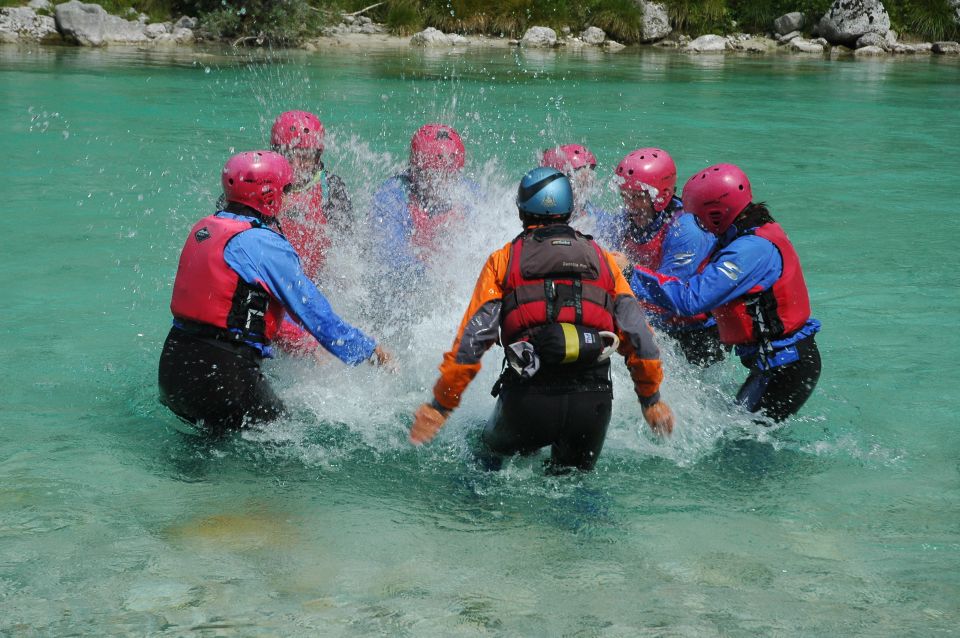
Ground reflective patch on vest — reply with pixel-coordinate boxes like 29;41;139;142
195;227;211;242
717;260;741;280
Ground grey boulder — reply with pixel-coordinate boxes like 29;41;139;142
853;45;886;55
855;31;887;49
55;1;148;46
774;12;805;34
0;7;59;42
932;41;960;54
410;27;468;46
521;26;557;48
816;0;890;47
637;1;672;42
580;26;605;45
791;38;825;53
686;34;727;52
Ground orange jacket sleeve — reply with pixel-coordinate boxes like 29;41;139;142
603;249;665;406
432;242;513;411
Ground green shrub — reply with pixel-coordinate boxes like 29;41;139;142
888;0;960;41
664;0;732;34
198;0;325;45
385;0;424;35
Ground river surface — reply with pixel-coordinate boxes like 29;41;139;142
2;43;959;636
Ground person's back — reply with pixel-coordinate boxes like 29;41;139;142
159;151;390;435
408;167;674;472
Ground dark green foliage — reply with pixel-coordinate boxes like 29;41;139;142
887;0;960;41
384;0;424;35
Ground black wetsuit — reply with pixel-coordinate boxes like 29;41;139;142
666;323;726;367
736;334;821;423
158;329;286;434
481;361;613;472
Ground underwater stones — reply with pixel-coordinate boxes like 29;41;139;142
581;26;605;45
603;39;626;51
521;26;558;48
774;12;805;34
686;34;728;52
0;7;59;43
816;0;891;47
638;1;672;42
410;27;469;47
55;1;148;46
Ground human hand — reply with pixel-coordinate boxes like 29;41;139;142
610;251;630;274
370;345;397;372
642;400;674;436
409;403;449;446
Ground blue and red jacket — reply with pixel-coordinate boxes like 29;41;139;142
631;211;820;369
593;197;717;331
369;170;480;276
170;211;375;364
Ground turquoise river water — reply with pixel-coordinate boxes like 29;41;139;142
2;44;959;636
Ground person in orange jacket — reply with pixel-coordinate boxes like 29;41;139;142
409;167;674;472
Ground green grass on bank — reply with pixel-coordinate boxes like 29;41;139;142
3;0;958;44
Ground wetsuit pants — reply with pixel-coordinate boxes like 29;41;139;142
481;365;613;472
735;335;821;423
158;328;286;434
666;323;726;367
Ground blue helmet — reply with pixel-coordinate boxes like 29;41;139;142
516;167;573;216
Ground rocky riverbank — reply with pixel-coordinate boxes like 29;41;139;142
2;0;959;58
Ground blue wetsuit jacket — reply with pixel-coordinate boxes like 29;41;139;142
175;211;375;363
631;223;820;367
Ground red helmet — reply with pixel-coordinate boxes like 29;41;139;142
410;124;465;172
270;110;325;153
682;163;753;235
615;148;677;213
221;151;293;218
541;144;597;173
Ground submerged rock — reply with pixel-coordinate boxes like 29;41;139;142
637;1;672;42
686;34;727;52
521;26;557;48
55;1;148;46
816;0;890;47
603;39;626;51
774;12;805;34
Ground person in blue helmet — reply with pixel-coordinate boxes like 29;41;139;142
593;148;724;367
631;164;821;423
159;151;392;435
407;167;674;473
540;143;607;229
368;124;479;279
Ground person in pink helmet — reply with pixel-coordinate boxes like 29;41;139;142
269;110;353;281
160;151;391;434
368;124;480;278
631;163;821;423
540;144;603;224
595;148;724;366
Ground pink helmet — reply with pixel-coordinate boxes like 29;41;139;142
410;124;465;172
221;151;293;218
541;144;597;173
682;163;753;235
270;110;325;153
615;148;678;213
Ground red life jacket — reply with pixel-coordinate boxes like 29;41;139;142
623;220;670;269
500;225;617;343
281;175;330;281
409;197;462;253
170;214;286;344
713;222;811;346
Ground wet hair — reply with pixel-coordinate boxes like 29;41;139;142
519;211;571;227
733;202;775;233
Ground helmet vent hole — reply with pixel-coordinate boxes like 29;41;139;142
228;178;234;185
738;184;744;190
628;169;633;175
